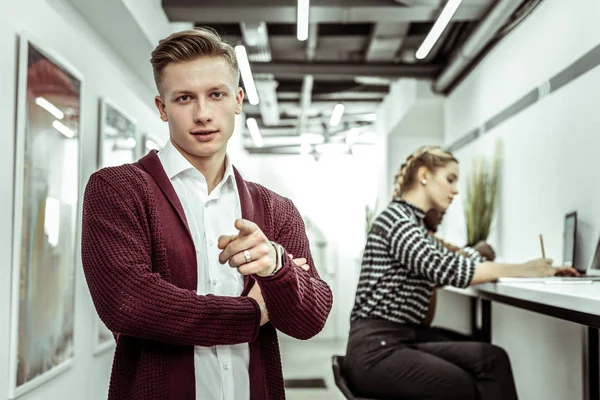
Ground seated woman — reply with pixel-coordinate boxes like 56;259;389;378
344;146;577;400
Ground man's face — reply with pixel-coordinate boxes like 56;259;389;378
155;56;243;164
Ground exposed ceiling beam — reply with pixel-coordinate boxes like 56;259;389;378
244;122;373;137
306;23;318;62
245;143;373;155
246;145;303;155
297;24;318;134
275;81;388;94
278;92;386;101
245;112;376;126
365;22;410;62
298;74;314;134
250;62;441;79
243;100;380;117
254;75;281;125
164;1;490;24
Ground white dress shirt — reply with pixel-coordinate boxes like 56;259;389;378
158;140;250;400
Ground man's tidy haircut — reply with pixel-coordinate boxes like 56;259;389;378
150;27;239;92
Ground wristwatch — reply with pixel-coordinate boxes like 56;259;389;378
269;241;285;276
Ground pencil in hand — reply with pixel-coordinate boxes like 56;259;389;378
539;234;546;259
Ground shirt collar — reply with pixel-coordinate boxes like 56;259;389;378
158;139;194;179
394;198;426;220
158;139;235;186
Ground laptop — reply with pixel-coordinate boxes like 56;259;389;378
498;212;600;283
563;211;577;268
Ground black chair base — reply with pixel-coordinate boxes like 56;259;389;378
331;355;382;400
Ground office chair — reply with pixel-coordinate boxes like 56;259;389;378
331;355;383;400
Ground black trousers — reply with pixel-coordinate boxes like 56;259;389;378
344;319;518;400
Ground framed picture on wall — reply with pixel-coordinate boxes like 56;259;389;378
97;98;138;168
141;132;163;155
8;34;82;398
92;98;138;355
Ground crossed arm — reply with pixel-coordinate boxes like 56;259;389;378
82;173;332;347
216;198;333;340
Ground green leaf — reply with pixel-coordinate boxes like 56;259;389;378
463;140;502;246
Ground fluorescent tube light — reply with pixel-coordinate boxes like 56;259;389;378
297;0;310;41
329;103;345;127
235;45;260;105
246;118;264;147
416;0;463;60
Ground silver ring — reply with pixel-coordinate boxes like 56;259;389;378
243;250;252;264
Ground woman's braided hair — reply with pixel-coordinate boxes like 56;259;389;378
391;146;458;201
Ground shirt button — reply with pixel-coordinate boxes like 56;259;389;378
212;280;217;286
209;240;215;246
223;364;229;371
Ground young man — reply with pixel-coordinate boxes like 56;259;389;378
81;28;333;400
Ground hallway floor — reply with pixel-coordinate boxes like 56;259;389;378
280;336;347;400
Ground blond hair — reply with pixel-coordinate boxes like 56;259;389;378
150;27;239;92
391;146;458;200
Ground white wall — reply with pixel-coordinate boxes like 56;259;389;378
440;0;600;398
0;0;167;399
250;146;378;340
387;98;445;200
377;78;445;208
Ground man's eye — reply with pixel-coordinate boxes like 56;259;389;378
178;95;191;102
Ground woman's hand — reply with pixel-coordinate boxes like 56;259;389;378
520;258;579;277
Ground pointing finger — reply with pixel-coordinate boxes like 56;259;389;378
218;235;237;250
234;219;259;237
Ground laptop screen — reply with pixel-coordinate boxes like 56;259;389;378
589;236;600;273
563;212;577;269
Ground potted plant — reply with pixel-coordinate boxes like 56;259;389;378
464;141;501;247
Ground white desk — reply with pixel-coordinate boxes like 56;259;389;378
443;282;600;400
442;285;478;298
476;282;600;328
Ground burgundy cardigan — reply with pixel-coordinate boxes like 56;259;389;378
81;150;333;399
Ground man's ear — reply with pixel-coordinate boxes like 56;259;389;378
155;96;168;122
235;87;244;115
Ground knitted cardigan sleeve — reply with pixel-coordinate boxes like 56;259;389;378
81;170;261;346
255;191;333;340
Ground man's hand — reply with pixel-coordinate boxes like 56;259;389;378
473;241;496;261
218;219;278;277
289;254;310;271
247;283;269;326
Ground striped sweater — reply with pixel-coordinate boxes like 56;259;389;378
351;199;482;325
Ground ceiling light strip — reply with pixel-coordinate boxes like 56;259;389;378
416;0;463;60
297;0;310;41
246;117;264;147
235;45;260;105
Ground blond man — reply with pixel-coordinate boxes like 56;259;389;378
81;28;333;400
